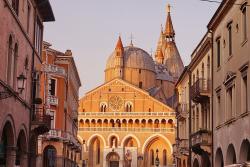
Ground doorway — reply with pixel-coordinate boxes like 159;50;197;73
106;152;120;167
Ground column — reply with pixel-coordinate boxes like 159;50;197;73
198;105;202;130
6;146;16;167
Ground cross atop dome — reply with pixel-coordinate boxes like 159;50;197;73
167;4;171;13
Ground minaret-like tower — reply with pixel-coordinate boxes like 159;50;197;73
114;36;124;79
161;4;184;80
155;26;164;64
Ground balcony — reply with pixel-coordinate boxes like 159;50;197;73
78;127;174;133
190;79;211;103
176;103;188;120
179;139;189;155
191;129;212;155
78;112;176;118
42;64;66;77
47;95;58;106
43;129;81;149
31;108;51;135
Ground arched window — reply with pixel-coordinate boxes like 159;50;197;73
193;74;195;84
139;81;143;88
202;63;205;79
12;0;19;15
207;56;211;79
7;36;13;84
241;3;247;41
125;102;133;112
150;149;154;165
96;140;100;164
196;70;199;80
163;149;167;166
43;145;57;167
13;44;18;89
100;103;107;112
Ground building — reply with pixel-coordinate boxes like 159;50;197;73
0;0;54;167
189;33;212;167
35;42;82;167
174;32;212;167
174;67;190;167
208;0;250;166
78;5;184;167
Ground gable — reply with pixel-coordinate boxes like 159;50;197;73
79;79;174;112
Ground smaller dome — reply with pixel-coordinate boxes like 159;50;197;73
106;46;155;72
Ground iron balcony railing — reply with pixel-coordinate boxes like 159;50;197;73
190;78;211;101
179;139;189;155
32;108;51;134
78;112;176;117
44;129;81;149
191;129;212;147
177;103;188;119
78;127;174;133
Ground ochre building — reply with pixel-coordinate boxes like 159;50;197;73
78;5;184;167
36;42;82;167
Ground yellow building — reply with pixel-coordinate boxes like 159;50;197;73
78;5;184;167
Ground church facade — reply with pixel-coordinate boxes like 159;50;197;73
78;5;184;167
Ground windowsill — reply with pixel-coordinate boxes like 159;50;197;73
225;117;236;125
216;66;221;72
216;124;223;130
241;39;248;47
240;111;249;118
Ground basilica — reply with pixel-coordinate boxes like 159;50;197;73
78;5;184;167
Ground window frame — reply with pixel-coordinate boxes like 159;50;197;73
216;37;221;68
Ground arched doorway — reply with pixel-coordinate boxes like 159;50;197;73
226;144;236;165
106;152;119;167
143;135;172;167
193;158;199;167
43;145;57;167
16;130;28;167
0;121;15;167
239;139;250;162
215;148;224;167
88;136;104;166
201;152;211;167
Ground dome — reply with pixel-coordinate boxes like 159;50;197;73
106;46;155;72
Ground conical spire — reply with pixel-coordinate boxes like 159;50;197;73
155;26;164;64
165;4;175;38
115;36;124;51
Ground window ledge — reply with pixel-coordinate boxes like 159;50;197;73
216;124;223;130
241;39;248;47
240;111;249;118
216;66;221;72
225;118;236;125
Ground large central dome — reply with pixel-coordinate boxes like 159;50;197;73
105;39;156;90
106;46;155;72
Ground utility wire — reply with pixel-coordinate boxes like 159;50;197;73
200;0;250;6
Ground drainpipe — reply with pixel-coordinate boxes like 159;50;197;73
188;69;192;167
28;7;38;167
209;30;214;167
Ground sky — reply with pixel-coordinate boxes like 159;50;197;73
44;0;220;97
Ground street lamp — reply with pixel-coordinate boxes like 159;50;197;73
17;73;27;93
0;73;27;100
155;149;160;167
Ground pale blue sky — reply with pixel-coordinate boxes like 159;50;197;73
44;0;219;97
